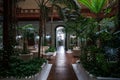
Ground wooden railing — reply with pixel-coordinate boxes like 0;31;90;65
16;8;60;20
16;6;118;20
18;9;39;13
16;9;39;20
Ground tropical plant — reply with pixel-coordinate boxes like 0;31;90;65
65;15;98;54
77;0;107;48
78;0;107;14
35;0;80;58
18;24;35;53
0;57;46;78
75;0;119;76
45;46;56;53
35;0;50;58
80;43;120;77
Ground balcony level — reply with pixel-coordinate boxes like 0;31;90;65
16;8;61;21
81;6;117;18
16;6;117;21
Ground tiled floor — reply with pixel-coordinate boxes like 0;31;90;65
47;46;78;80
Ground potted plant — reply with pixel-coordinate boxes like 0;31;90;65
17;24;35;60
44;46;56;59
19;49;33;61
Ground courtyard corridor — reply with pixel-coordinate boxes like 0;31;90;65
47;46;78;80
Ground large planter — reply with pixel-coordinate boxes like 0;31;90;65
96;77;120;80
76;63;120;80
72;47;80;57
74;63;96;80
31;50;38;58
0;62;48;80
31;46;49;58
44;51;56;60
19;53;33;61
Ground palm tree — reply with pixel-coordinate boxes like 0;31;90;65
78;0;107;47
35;0;80;58
35;0;49;58
49;0;80;45
18;24;35;53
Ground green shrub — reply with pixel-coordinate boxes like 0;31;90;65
80;45;120;77
80;51;120;77
0;57;46;78
45;46;56;53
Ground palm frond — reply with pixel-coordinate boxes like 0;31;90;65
78;0;107;14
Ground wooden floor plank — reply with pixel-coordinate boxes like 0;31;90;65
47;46;78;80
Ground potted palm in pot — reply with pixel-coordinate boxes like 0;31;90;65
18;24;35;60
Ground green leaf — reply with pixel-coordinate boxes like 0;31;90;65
78;0;107;14
97;0;106;13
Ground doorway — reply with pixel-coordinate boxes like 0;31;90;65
56;26;66;48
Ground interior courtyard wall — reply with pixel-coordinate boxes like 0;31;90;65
18;21;65;47
17;0;51;9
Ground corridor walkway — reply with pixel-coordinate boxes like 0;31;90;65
47;46;78;80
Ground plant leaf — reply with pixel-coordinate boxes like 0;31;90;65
78;0;107;14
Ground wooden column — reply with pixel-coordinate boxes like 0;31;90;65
2;0;13;68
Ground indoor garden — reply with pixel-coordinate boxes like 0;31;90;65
65;0;120;78
0;0;120;79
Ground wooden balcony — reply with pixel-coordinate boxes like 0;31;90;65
16;9;61;20
81;6;118;18
15;6;118;21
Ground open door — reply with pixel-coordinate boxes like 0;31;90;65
56;26;66;48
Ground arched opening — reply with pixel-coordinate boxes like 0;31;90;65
56;26;66;48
